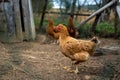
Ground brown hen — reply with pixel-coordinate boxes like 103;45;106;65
54;24;99;74
46;19;59;43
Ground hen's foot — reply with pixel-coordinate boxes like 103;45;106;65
74;68;79;74
63;66;74;73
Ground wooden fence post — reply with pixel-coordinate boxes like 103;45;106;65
13;0;23;42
28;0;36;40
3;0;16;42
21;0;36;40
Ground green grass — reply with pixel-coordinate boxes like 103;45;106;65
34;16;41;28
77;21;117;38
77;23;91;38
34;17;69;28
96;22;114;33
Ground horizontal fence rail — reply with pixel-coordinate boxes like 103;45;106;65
41;11;91;16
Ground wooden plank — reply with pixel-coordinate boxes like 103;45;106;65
21;0;30;40
28;0;36;40
3;0;17;42
13;0;23;42
21;0;35;40
0;5;8;42
76;0;118;28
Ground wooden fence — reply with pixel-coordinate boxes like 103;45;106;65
0;0;36;42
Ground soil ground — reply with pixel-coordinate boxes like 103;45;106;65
0;34;120;80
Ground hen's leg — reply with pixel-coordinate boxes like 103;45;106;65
73;52;90;74
74;61;80;74
74;63;79;74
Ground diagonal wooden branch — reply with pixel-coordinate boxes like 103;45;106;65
76;0;118;29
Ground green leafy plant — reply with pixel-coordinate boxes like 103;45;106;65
77;23;91;38
96;22;114;34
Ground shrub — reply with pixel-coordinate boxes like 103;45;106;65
117;25;120;38
77;23;91;38
96;22;114;34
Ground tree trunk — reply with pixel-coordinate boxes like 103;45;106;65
90;12;102;34
100;0;112;22
113;1;119;38
35;0;40;15
39;0;48;30
75;0;81;20
70;0;76;18
59;1;64;18
90;0;112;34
114;11;119;38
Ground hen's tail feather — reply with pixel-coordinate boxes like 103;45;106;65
48;18;54;25
68;16;74;28
91;37;100;44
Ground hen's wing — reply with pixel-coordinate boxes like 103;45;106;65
73;51;90;61
60;38;92;61
61;38;94;55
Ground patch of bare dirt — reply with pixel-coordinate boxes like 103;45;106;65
0;35;120;80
